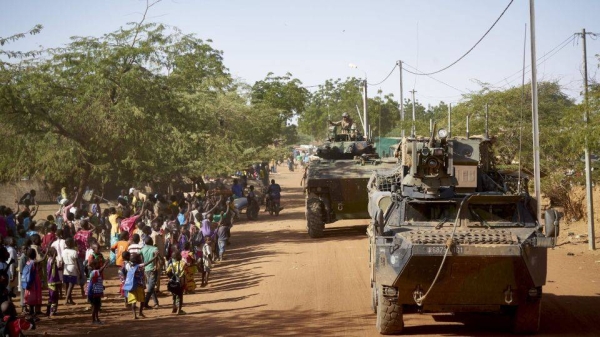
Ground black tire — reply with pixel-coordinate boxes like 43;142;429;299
306;198;324;238
376;285;404;335
371;283;378;314
511;298;541;334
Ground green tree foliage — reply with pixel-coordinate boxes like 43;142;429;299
450;81;574;172
251;72;309;145
0;23;287;196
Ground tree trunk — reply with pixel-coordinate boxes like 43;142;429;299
74;163;91;208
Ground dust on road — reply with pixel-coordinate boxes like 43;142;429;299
33;169;600;336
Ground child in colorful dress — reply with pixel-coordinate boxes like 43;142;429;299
46;247;61;317
166;250;186;315
23;248;42;321
1;301;34;337
124;253;146;319
181;242;196;294
177;227;188;252
88;257;109;324
118;251;131;307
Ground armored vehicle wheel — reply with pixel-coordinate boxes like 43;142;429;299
376;285;404;335
511;299;541;334
306;198;324;238
371;283;378;313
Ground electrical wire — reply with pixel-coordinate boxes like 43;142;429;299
409;0;514;76
403;63;467;93
501;35;575;89
367;63;398;86
492;34;576;88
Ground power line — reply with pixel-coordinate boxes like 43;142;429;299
410;0;514;76
403;62;467;94
367;63;397;86
492;34;576;88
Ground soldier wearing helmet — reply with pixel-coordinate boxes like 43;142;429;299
328;112;354;134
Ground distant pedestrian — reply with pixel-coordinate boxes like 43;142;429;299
141;237;159;309
166;251;186;315
201;237;213;286
87;257;108;325
124;253;146;319
46;247;60;317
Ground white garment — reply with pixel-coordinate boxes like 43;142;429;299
84;248;94;262
62;248;79;276
202;244;213;269
128;243;143;255
51;239;67;265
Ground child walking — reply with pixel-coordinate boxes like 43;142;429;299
61;238;79;305
22;248;42;321
46;247;61;317
87;258;109;324
118;251;132;307
181;242;196;294
124;253;146;319
201;237;213;286
166;250;186;315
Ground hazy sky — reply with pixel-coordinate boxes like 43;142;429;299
2;0;600;107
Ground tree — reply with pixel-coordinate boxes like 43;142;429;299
251;72;309;120
0;22;235;198
251;73;309;145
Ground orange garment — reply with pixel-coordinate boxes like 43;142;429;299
111;240;130;267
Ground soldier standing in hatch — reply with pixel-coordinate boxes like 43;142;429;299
329;112;354;134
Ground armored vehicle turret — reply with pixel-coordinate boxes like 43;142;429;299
303;125;398;238
367;124;560;335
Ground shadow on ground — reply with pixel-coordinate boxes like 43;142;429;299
90;307;370;337
395;293;600;336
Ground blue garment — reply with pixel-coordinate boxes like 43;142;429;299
177;213;186;226
231;184;243;198
23;217;31;231
217;225;230;241
6;215;16;235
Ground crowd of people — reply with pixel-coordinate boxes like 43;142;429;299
0;184;243;334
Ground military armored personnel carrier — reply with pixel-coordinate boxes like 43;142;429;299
367;124;560;334
303;125;398;238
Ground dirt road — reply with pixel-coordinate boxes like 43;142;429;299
33;169;600;336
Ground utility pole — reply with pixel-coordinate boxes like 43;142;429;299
363;79;369;138
410;89;417;137
485;103;489;140
529;0;542;224
577;28;596;250
398;60;404;138
448;103;452;138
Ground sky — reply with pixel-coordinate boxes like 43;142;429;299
2;0;600;108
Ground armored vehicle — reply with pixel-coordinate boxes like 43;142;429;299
303;125;398;238
367;125;560;334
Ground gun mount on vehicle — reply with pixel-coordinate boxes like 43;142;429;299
367;122;561;335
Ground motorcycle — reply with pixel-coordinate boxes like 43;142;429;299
265;193;282;216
